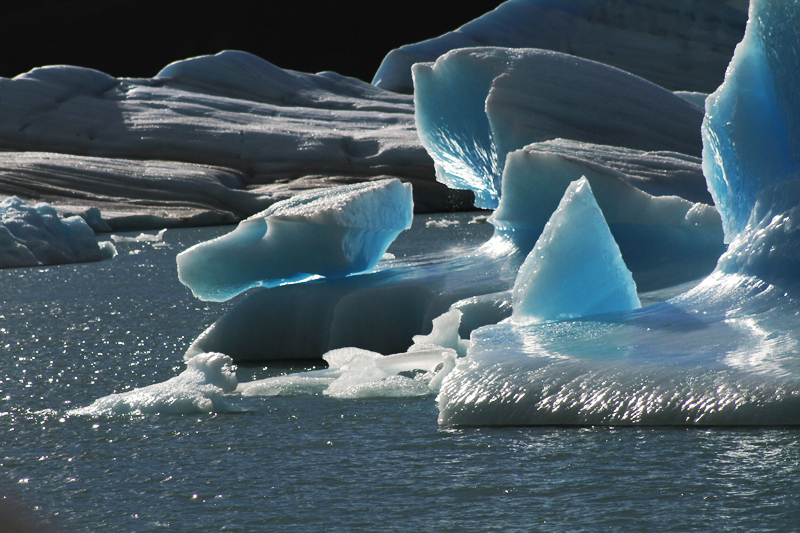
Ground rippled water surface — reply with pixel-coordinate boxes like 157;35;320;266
2;216;799;532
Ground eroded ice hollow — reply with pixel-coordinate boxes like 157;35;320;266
438;0;800;426
184;46;723;362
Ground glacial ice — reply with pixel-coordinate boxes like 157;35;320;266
374;0;747;94
0;51;464;229
413;47;704;209
437;0;800;426
177;179;413;302
511;177;640;325
0;196;106;268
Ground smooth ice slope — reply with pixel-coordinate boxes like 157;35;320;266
177;179;413;302
438;0;800;426
374;0;746;94
413;47;704;208
0;196;105;268
512;178;640;325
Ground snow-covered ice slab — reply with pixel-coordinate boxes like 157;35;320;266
177;179;413;302
511;178;640;325
0;196;106;268
374;0;746;94
438;0;800;426
413;47;704;208
0;51;463;227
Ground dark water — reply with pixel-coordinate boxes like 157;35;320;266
2;216;799;532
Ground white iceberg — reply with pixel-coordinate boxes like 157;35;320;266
374;0;747;94
177;179;414;302
0;196;106;268
0;51;464;229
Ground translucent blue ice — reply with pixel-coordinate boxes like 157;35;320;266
512;178;640;325
177;179;413;302
413;47;704;209
438;0;800;426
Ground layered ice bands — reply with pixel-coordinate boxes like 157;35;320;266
0;196;106;268
413;47;704;209
177;179;414;302
374;0;747;94
0;51;463;228
438;0;800;426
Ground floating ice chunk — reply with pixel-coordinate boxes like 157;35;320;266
177;179;413;301
413;47;704;208
237;346;456;399
0;196;103;268
111;229;166;243
410;309;470;358
374;0;746;94
69;353;238;416
511;178;640;325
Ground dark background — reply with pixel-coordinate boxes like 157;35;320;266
0;0;503;82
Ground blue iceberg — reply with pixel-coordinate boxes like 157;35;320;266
438;0;800;426
512;177;640;325
413;47;704;209
176;179;413;302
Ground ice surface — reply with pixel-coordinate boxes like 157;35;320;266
374;0;746;94
438;0;800;426
413;47;704;208
69;352;239;415
511;178;640;325
0;196;104;268
177;179;413;301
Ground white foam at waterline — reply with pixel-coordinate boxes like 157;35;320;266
237;346;457;399
111;228;167;243
68;353;238;416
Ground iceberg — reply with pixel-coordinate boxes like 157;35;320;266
176;179;414;302
374;0;747;95
437;0;800;426
0;196;108;268
0;51;467;230
413;47;704;208
511;177;640;325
